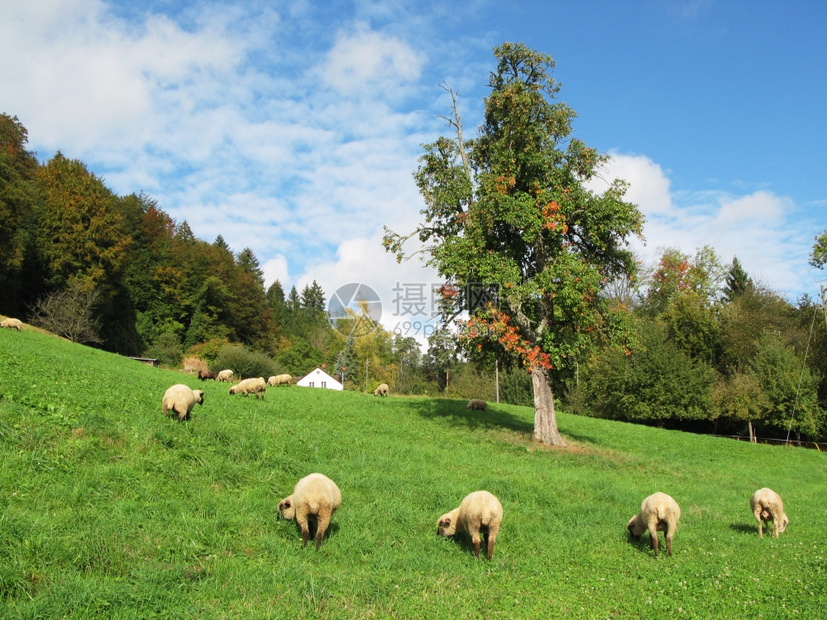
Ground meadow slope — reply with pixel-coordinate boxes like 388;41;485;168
1;327;825;619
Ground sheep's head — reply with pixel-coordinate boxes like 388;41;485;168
193;390;205;405
627;514;645;539
278;496;295;521
436;512;457;537
779;514;790;533
229;386;236;395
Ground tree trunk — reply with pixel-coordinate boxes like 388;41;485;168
748;420;756;443
531;365;566;446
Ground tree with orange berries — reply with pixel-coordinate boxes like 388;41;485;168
385;43;644;445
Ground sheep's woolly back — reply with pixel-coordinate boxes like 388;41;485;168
217;369;234;382
229;377;267;398
161;384;204;422
627;492;681;557
437;490;503;559
0;318;23;331
750;488;789;538
467;399;487;411
278;473;342;549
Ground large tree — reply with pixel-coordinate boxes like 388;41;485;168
385;43;643;445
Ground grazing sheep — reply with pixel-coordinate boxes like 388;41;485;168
467;399;487;411
437;490;503;560
198;369;218;381
229;377;267;399
750;488;789;539
217;369;234;382
267;374;292;387
627;492;681;557
0;318;23;332
278;473;342;549
373;383;389;397
161;384;204;422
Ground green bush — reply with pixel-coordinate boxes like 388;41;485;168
212;343;277;379
579;319;715;428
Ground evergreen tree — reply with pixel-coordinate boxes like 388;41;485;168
213;234;231;253
723;256;753;302
236;247;265;288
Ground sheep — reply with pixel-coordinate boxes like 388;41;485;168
467;399;487;411
436;490;503;560
161;384;204;422
0;318;23;332
217;369;234;382
750;488;789;539
198;369;218;381
267;374;292;387
373;383;389;397
278;473;342;549
229;377;267;399
627;492;681;557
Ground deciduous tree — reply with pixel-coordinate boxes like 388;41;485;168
385;43;643;445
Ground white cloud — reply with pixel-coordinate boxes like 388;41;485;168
321;23;425;97
597;153;813;298
293;231;441;343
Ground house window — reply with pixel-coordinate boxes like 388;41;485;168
309;381;315;387
321;381;327;388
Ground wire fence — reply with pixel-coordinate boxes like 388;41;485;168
713;435;825;452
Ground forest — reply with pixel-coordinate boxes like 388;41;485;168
2;112;826;442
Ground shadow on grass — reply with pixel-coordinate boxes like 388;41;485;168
729;523;757;535
438;530;489;559
283;520;341;547
402;398;533;435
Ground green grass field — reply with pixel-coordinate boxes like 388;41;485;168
1;327;826;619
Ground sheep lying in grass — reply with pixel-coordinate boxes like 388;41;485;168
229;377;266;399
750;488;789;539
162;384;204;422
627;492;681;557
437;490;503;560
278;473;342;549
373;383;389;397
467;399;487;411
0;318;23;331
217;369;234;382
267;374;292;387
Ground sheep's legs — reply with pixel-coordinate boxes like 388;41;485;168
647;519;660;557
316;512;332;550
485;528;498;560
754;510;765;538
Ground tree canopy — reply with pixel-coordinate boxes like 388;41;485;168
385;42;644;445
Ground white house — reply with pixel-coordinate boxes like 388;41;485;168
295;367;344;391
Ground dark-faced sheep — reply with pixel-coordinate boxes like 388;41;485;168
162;384;204;422
198;369;218;381
267;374;292;387
373;383;389;397
437;490;503;560
750;488;789;538
467;399;487;411
278;473;342;549
627;492;681;557
217;369;234;382
229;377;266;399
0;318;23;332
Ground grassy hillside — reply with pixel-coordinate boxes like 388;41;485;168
1;327;825;619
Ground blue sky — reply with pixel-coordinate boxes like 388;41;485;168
2;0;825;330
